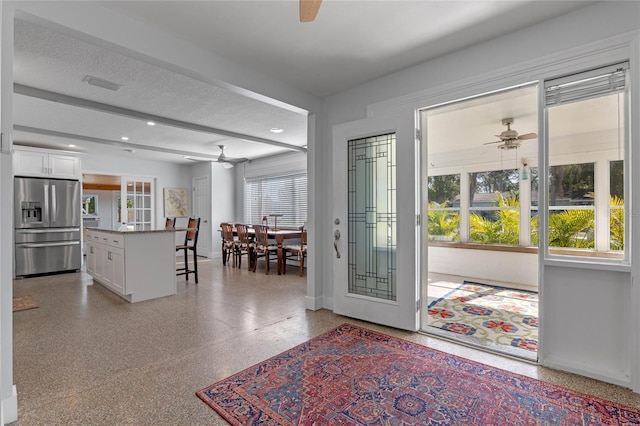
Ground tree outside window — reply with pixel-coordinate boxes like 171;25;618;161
427;174;460;242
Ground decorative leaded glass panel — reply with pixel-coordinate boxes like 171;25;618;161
347;133;397;301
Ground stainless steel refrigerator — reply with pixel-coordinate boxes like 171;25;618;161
14;177;82;277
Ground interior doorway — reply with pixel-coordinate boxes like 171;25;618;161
419;84;540;361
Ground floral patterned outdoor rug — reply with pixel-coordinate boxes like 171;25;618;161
427;280;538;352
13;295;38;312
196;323;639;425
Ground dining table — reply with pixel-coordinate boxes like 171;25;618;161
265;228;304;275
223;226;303;275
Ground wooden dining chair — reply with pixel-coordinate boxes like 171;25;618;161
284;226;307;276
176;217;200;284
165;217;176;229
252;224;278;274
234;224;253;270
220;222;236;266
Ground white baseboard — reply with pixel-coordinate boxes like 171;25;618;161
305;295;323;311
2;385;17;424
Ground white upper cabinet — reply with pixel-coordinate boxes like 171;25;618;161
13;147;81;180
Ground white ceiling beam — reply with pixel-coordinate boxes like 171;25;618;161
14;125;220;159
14;84;307;153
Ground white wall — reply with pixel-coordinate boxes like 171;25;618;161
82;153;192;229
0;5;16;423
189;161;234;258
428;247;538;286
320;1;640;390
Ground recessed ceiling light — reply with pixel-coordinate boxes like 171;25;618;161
121;136;129;141
270;127;284;133
146;121;156;126
67;144;76;148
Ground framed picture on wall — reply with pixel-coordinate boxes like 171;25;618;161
163;188;188;217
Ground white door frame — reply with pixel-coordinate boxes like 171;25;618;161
332;110;419;331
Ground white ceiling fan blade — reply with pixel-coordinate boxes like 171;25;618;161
517;132;538;140
223;157;249;164
483;140;503;145
300;0;322;22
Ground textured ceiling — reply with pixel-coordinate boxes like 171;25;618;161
13;18;307;164
100;1;595;97
12;1;595;164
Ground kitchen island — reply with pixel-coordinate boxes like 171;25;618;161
85;228;176;303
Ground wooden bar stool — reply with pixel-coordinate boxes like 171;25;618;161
176;217;200;284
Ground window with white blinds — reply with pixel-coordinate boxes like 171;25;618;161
244;172;307;227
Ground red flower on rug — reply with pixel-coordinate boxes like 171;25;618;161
197;324;638;425
427;308;454;319
483;320;518;333
510;337;538;351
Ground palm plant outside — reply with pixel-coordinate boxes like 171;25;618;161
427;193;624;250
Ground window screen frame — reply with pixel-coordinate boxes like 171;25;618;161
541;62;630;264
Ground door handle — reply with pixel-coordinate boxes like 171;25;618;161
333;229;341;259
51;184;57;221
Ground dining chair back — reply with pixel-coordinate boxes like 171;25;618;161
252;224;278;274
220;222;236;266
165;217;176;229
284;226;307;276
176;217;201;284
234;223;253;270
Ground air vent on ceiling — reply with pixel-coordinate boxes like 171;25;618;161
82;75;122;91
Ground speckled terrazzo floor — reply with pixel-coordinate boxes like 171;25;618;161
10;258;640;425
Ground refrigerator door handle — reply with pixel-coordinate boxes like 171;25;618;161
43;182;50;225
16;228;81;234
18;241;80;248
51;184;57;222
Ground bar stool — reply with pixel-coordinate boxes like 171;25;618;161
176;217;200;284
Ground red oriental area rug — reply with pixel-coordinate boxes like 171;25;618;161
196;323;640;425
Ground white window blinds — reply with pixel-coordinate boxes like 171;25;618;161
545;62;628;106
244;172;307;227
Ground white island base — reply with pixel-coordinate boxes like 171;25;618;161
85;228;177;303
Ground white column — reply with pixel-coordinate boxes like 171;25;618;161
594;159;609;252
0;2;17;423
459;172;470;242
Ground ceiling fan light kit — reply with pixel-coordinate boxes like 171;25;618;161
483;117;538;150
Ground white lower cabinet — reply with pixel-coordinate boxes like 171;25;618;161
102;246;125;294
85;229;176;303
86;242;97;275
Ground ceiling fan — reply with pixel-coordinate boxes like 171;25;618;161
300;0;322;22
483;118;538;150
186;145;248;168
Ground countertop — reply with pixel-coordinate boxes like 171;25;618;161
85;227;177;235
